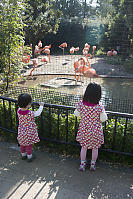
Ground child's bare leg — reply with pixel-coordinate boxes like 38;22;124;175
92;148;98;162
90;148;98;171
80;147;87;161
79;147;87;171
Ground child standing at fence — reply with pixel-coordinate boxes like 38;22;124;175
74;83;107;171
17;94;44;162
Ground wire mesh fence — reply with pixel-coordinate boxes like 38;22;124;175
1;85;133;114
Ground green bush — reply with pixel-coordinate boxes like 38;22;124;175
0;100;133;156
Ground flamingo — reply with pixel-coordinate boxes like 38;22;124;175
70;47;75;54
85;43;90;50
43;44;51;50
59;42;67;48
83;48;88;55
59;42;67;55
80;57;91;69
43;48;50;62
112;50;117;56
107;49;117;56
70;47;79;54
84;69;98;78
86;53;93;59
107;51;112;56
38;40;42;48
75;47;79;52
92;46;96;55
74;57;98;81
34;45;41;55
83;44;96;58
41;56;49;63
30;59;37;76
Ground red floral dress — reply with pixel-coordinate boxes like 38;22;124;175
76;100;105;149
17;109;40;146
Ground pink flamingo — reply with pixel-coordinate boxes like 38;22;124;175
30;59;37;76
34;45;41;55
43;44;51;50
82;44;96;58
83;48;89;56
107;51;112;56
59;42;67;55
74;57;98;81
41;56;49;63
85;43;90;50
70;47;75;54
38;40;42;48
43;48;50;63
70;47;79;54
75;47;79;52
92;46;96;55
112;50;117;56
107;49;117;56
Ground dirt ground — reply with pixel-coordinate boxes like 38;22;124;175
18;55;133;90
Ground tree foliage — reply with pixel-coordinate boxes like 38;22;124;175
53;0;83;18
0;0;25;89
24;0;62;57
96;0;133;59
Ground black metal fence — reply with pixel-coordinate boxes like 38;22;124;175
0;96;133;156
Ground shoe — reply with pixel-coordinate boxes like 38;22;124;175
27;154;35;162
79;161;87;171
90;162;96;171
21;156;27;160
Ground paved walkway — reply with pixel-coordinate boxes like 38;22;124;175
0;142;133;199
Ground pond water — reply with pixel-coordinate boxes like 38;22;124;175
96;77;133;113
97;77;133;100
39;76;133;113
40;76;133;99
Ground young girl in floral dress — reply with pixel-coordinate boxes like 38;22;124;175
17;94;44;162
74;83;107;171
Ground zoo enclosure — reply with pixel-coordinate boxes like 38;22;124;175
0;96;133;157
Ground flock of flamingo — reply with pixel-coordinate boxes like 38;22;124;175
22;40;117;79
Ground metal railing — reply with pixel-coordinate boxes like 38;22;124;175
0;96;133;156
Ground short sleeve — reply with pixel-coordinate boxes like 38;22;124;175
99;104;107;122
17;108;20;115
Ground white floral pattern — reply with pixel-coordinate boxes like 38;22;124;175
76;100;104;149
17;109;40;146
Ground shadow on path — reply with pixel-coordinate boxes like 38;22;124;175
0;142;133;199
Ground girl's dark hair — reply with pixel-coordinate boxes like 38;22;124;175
83;83;101;104
18;94;32;108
